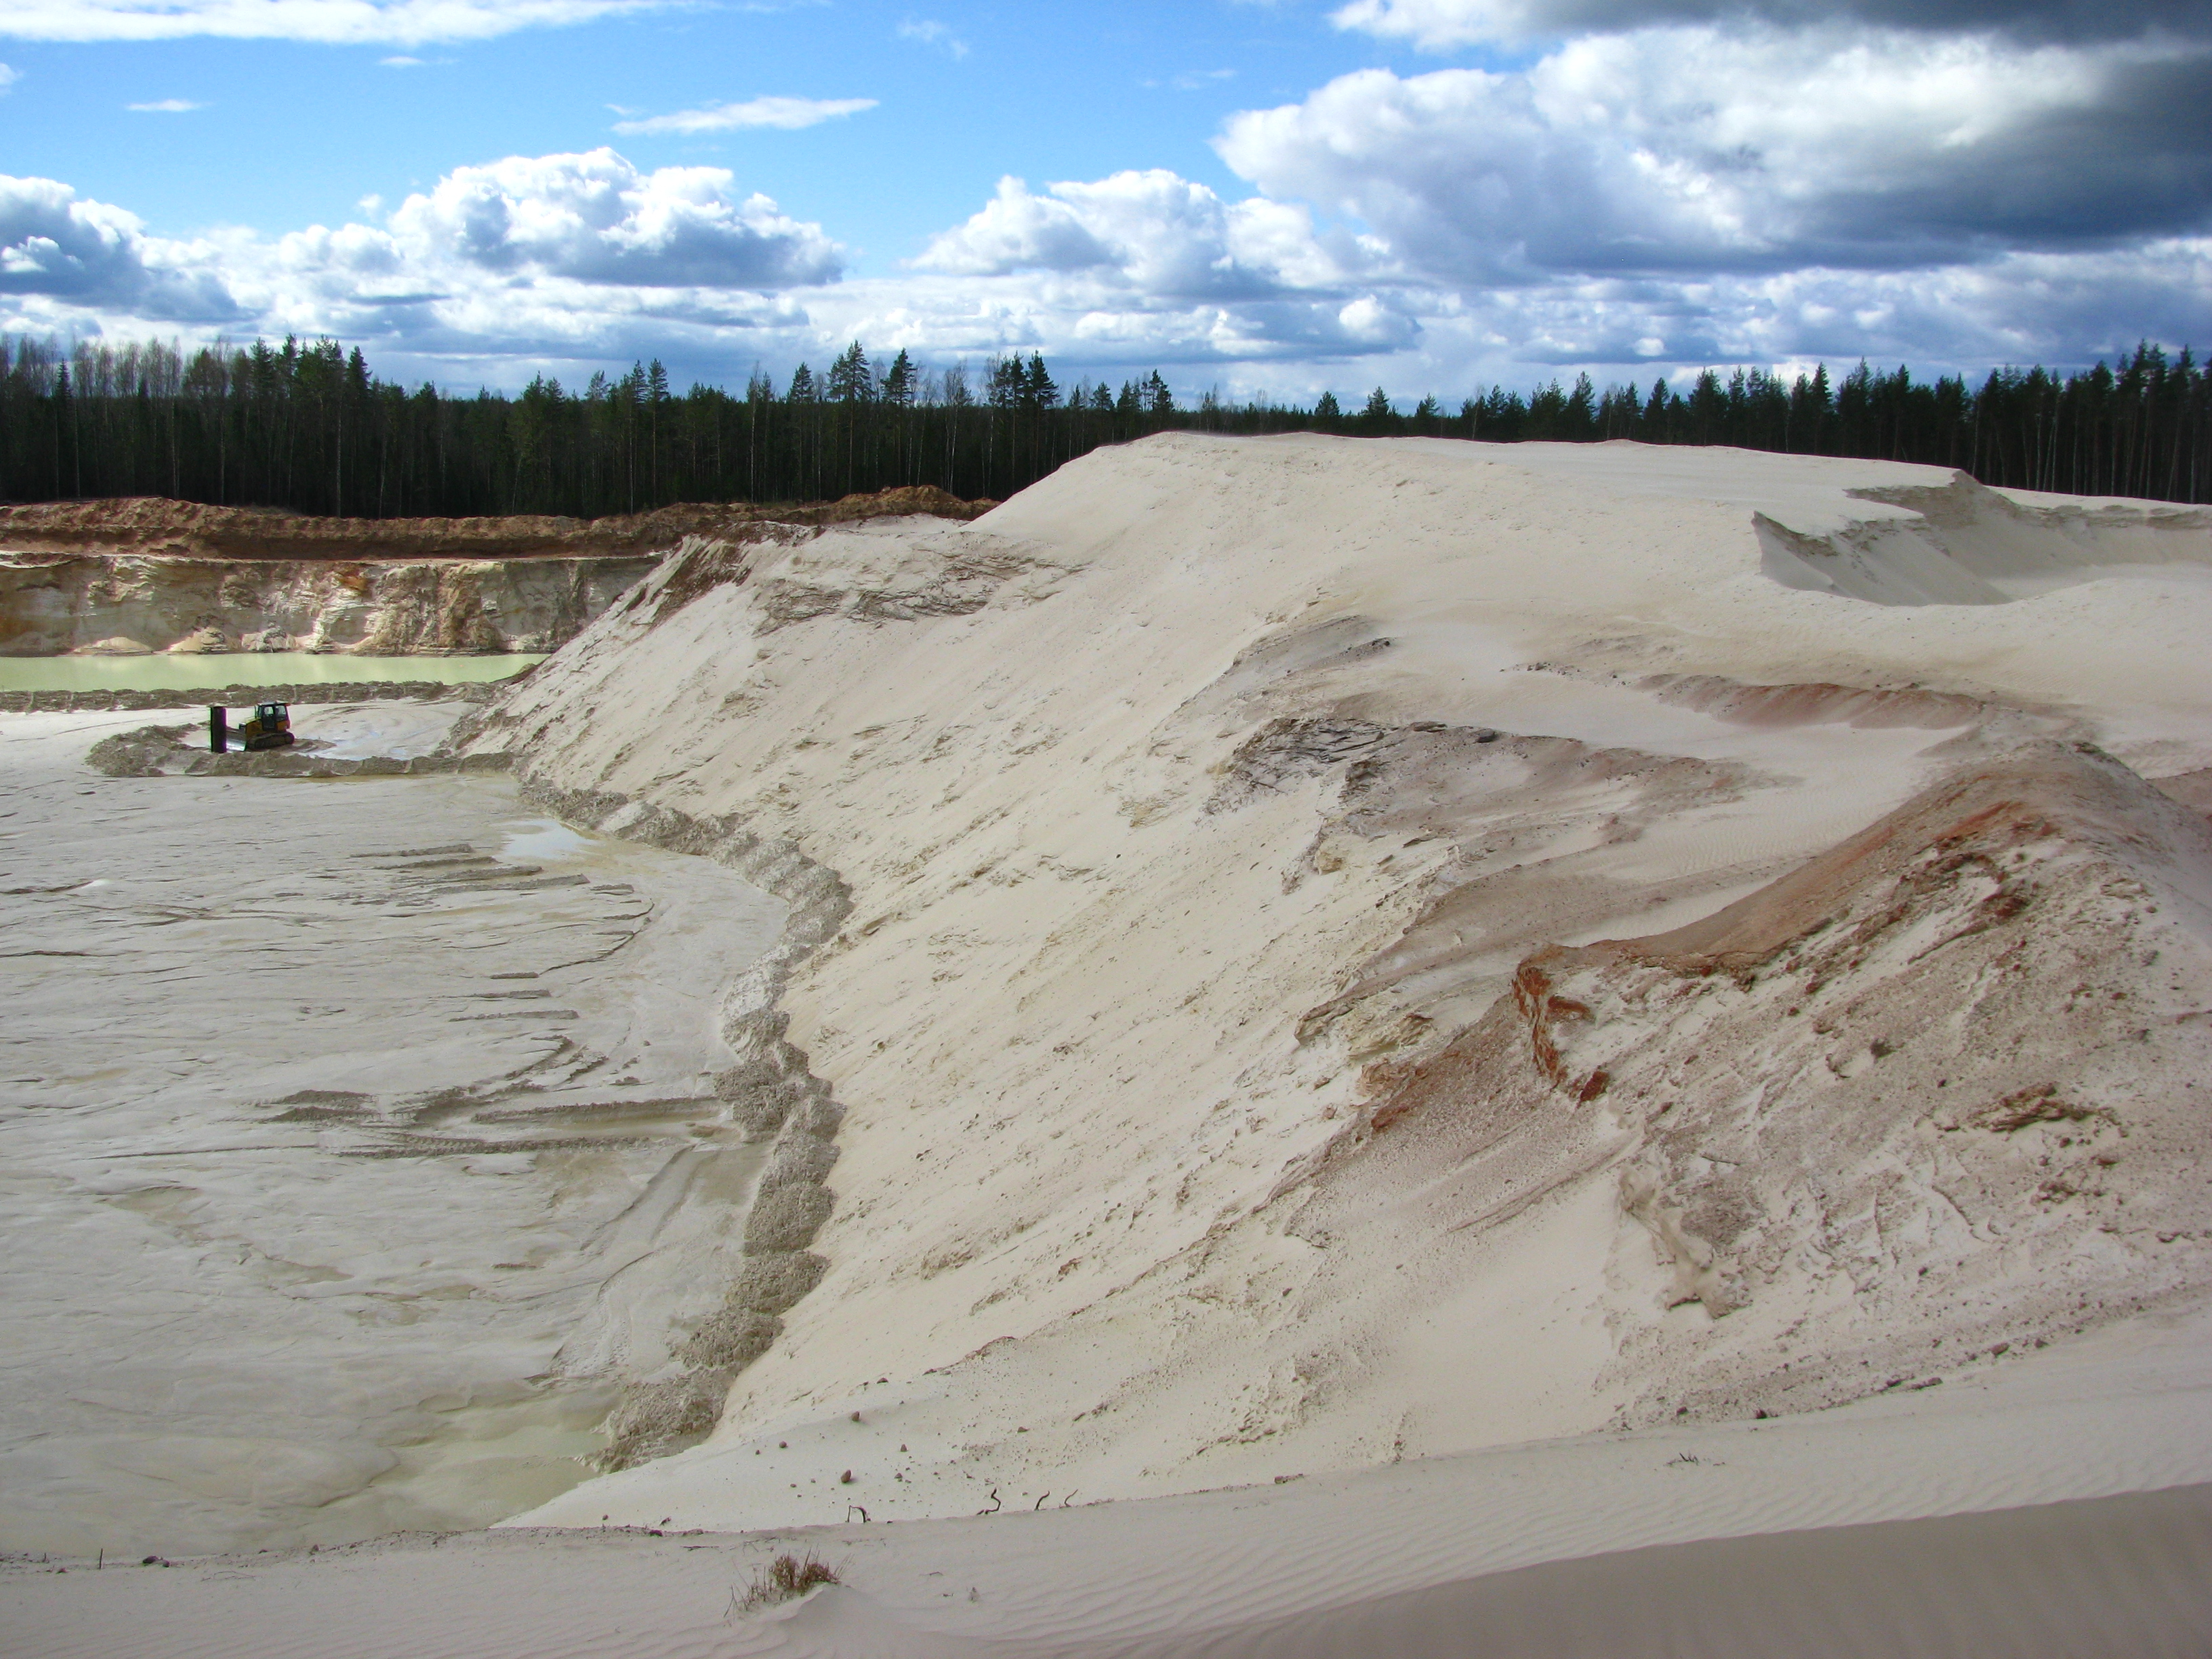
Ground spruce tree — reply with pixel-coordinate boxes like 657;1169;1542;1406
1027;352;1058;410
882;349;916;408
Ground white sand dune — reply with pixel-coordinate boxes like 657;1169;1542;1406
432;436;2212;1538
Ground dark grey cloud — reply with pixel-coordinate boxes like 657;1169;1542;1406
1545;0;2206;42
1335;0;2211;47
1805;52;2212;255
1221;29;2212;287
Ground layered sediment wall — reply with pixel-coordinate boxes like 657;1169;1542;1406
0;487;996;658
0;551;656;657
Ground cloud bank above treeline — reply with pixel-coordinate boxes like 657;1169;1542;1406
1;0;2206;396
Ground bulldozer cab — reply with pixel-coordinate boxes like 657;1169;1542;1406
242;702;293;750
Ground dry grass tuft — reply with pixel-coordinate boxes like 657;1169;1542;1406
734;1552;841;1614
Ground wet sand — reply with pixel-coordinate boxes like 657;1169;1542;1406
0;706;783;1557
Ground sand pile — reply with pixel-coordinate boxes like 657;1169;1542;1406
427;434;2212;1535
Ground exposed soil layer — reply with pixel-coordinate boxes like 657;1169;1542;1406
1;553;654;657
0;487;996;562
1321;739;2212;1431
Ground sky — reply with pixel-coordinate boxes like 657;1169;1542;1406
1;0;2208;401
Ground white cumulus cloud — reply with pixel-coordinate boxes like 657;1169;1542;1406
825;169;1420;373
127;96;204;110
916;169;1389;299
611;95;876;136
0;153;842;383
0;173;238;320
0;0;665;45
354;148;844;287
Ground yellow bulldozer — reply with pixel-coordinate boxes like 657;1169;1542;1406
209;701;294;754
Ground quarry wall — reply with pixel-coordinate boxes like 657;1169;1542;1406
0;487;997;659
0;551;657;657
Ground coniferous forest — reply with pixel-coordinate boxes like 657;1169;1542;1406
2;333;2207;519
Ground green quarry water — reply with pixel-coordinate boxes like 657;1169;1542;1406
0;652;544;693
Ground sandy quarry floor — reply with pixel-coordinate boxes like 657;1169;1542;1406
0;705;783;1558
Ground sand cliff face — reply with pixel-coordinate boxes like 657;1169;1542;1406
0;488;996;657
447;436;2212;1532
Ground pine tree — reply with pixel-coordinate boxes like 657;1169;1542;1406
827;342;873;404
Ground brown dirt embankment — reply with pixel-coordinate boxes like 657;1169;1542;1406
0;486;998;562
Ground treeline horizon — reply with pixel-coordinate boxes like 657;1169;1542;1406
1;332;2206;520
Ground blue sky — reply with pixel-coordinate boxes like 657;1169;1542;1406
2;0;2207;399
3;4;1421;253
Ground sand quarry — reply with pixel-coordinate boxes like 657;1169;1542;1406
6;434;2212;1654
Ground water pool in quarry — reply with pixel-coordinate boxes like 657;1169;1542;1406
0;653;545;695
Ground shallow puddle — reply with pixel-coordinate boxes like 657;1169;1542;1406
0;652;544;693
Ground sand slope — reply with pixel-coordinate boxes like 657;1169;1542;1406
415;434;2212;1535
10;1315;2212;1656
